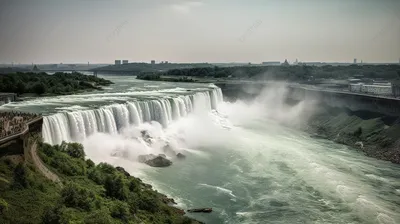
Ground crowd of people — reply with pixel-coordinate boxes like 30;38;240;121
0;111;40;139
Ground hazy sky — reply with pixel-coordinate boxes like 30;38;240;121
0;0;399;64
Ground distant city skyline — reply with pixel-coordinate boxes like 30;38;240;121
0;0;399;64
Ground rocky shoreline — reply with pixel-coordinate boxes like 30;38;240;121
305;105;400;164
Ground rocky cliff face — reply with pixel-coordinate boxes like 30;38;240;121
217;82;400;164
306;106;400;164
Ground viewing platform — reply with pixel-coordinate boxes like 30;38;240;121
0;111;43;157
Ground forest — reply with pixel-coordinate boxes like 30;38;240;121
138;64;400;82
0;141;200;224
0;72;113;96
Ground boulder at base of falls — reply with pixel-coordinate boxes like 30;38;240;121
176;153;186;159
138;154;172;167
145;156;172;167
138;154;157;163
163;144;177;157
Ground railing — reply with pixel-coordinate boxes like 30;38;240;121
0;117;42;144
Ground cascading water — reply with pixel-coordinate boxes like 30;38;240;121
42;87;223;145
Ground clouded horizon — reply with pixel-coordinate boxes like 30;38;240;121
0;0;399;64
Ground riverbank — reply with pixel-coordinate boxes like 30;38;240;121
305;105;400;164
0;140;202;223
216;81;400;164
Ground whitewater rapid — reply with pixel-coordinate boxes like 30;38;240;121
1;76;399;224
42;87;223;145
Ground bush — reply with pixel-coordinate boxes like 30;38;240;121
0;198;8;214
61;183;95;211
138;192;160;213
104;175;128;200
109;200;129;220
12;163;32;189
84;208;113;224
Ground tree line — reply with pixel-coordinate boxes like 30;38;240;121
139;64;400;82
0;72;113;95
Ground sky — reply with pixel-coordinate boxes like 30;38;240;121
0;0;399;64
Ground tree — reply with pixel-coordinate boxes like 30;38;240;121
0;198;8;215
12;162;31;189
109;201;129;220
61;183;95;211
84;208;113;224
64;143;85;159
104;175;127;200
15;81;26;95
32;82;46;95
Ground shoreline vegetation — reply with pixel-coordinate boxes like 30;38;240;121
0;72;113;96
0;140;201;224
136;64;400;83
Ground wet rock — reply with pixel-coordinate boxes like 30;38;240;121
116;166;130;177
176;153;186;159
138;154;157;163
138;154;172;167
141;130;153;145
145;156;172;167
163;144;176;157
162;196;177;205
355;141;364;149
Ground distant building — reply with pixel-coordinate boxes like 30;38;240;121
115;60;121;65
151;60;155;65
353;58;357;64
262;61;280;66
32;65;39;72
281;59;290;66
122;60;129;64
165;61;168;64
349;83;392;96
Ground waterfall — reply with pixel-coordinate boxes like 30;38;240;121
43;87;224;145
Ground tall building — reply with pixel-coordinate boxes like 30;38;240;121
151;60;155;65
122;60;129;64
115;60;121;65
353;58;357;64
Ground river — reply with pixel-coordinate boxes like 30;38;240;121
2;75;399;224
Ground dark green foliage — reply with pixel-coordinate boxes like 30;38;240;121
138;64;400;83
104;174;128;200
86;159;95;168
1;141;200;224
0;198;8;214
62;142;85;159
61;182;95;211
0;72;113;96
84;208;113;224
12;163;31;189
109;200;129;220
39;142;87;176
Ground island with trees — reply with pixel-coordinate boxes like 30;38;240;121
0;140;201;224
0;72;113;96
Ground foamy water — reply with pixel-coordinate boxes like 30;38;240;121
2;75;399;224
